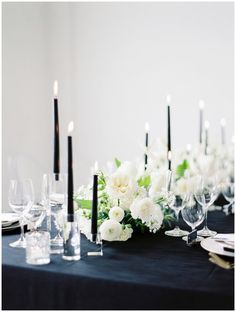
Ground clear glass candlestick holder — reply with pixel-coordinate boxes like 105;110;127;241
87;233;103;256
62;214;81;261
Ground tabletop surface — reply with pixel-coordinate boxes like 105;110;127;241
2;210;234;310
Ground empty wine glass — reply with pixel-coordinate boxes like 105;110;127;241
165;194;189;237
8;179;34;248
181;195;205;242
24;202;47;232
194;175;219;237
222;179;234;214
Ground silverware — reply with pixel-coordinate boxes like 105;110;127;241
209;252;234;270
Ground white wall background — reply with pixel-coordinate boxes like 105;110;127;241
2;2;234;211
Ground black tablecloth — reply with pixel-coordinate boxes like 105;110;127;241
2;211;234;310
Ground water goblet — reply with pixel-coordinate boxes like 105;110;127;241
8;179;34;248
165;194;189;237
181;195;205;243
194;175;219;237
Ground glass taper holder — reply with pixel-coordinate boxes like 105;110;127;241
62;214;80;261
87;233;103;256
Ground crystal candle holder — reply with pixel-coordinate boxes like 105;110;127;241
87;233;103;256
26;231;50;265
62;214;80;261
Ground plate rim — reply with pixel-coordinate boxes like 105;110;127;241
201;236;234;258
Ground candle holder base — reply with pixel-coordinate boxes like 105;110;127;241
87;233;103;256
62;215;80;261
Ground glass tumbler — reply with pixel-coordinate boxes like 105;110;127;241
26;231;50;265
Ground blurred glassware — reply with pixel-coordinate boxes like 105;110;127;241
8;179;34;248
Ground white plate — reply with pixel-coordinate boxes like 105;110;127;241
201;235;234;257
2;221;20;232
2;213;20;223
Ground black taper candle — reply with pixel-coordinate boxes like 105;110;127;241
167;96;171;170
53;81;60;181
67;134;74;222
144;132;148;170
91;174;98;242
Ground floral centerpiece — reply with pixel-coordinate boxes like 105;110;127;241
75;159;173;241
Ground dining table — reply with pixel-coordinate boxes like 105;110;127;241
2;209;234;310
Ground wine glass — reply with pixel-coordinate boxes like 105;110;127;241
165;194;189;237
194;175;219;237
222;179;234;214
43;173;67;254
181;195;205;242
24;201;47;232
8;179;34;248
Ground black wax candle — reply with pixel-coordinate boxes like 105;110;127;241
144;132;148;170
67;133;74;222
53;81;60;181
91;174;98;242
167;96;171;170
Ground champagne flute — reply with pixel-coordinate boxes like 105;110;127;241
8;179;34;248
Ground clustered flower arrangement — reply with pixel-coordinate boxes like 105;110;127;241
75;140;234;242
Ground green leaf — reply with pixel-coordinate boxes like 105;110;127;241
76;199;92;209
114;158;121;168
175;159;189;179
138;175;151;189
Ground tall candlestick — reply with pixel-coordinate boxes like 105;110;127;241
91;161;98;242
204;120;210;155
53;81;60;181
166;95;171;170
220;118;226;145
199;100;204;144
67;121;74;222
144;122;150;170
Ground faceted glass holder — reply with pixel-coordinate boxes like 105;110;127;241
62;215;80;261
87;233;103;256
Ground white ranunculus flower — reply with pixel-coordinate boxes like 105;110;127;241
149;172;167;198
118;226;133;241
100;219;122;241
109;206;125;222
106;170;136;201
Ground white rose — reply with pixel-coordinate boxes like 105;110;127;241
100;219;122;241
109;206;125;222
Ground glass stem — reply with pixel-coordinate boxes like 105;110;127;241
175;210;180;230
204;205;208;228
20;216;25;242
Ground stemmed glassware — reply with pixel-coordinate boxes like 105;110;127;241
165;194;189;237
194;175;219;237
24;199;47;232
42;173;67;254
8;179;34;248
181;194;205;242
222;178;234;214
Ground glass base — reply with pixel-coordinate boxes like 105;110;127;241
50;245;64;254
26;257;50;265
197;227;217;237
62;255;81;261
182;236;204;242
9;237;26;248
165;228;189;237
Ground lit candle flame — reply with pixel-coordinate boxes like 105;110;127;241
204;120;210;129
68;121;74;134
166;95;171;105
199;100;205;110
168;151;172;161
53;80;58;97
94;161;98;173
220;118;226;127
186;144;192;152
145;122;150;133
